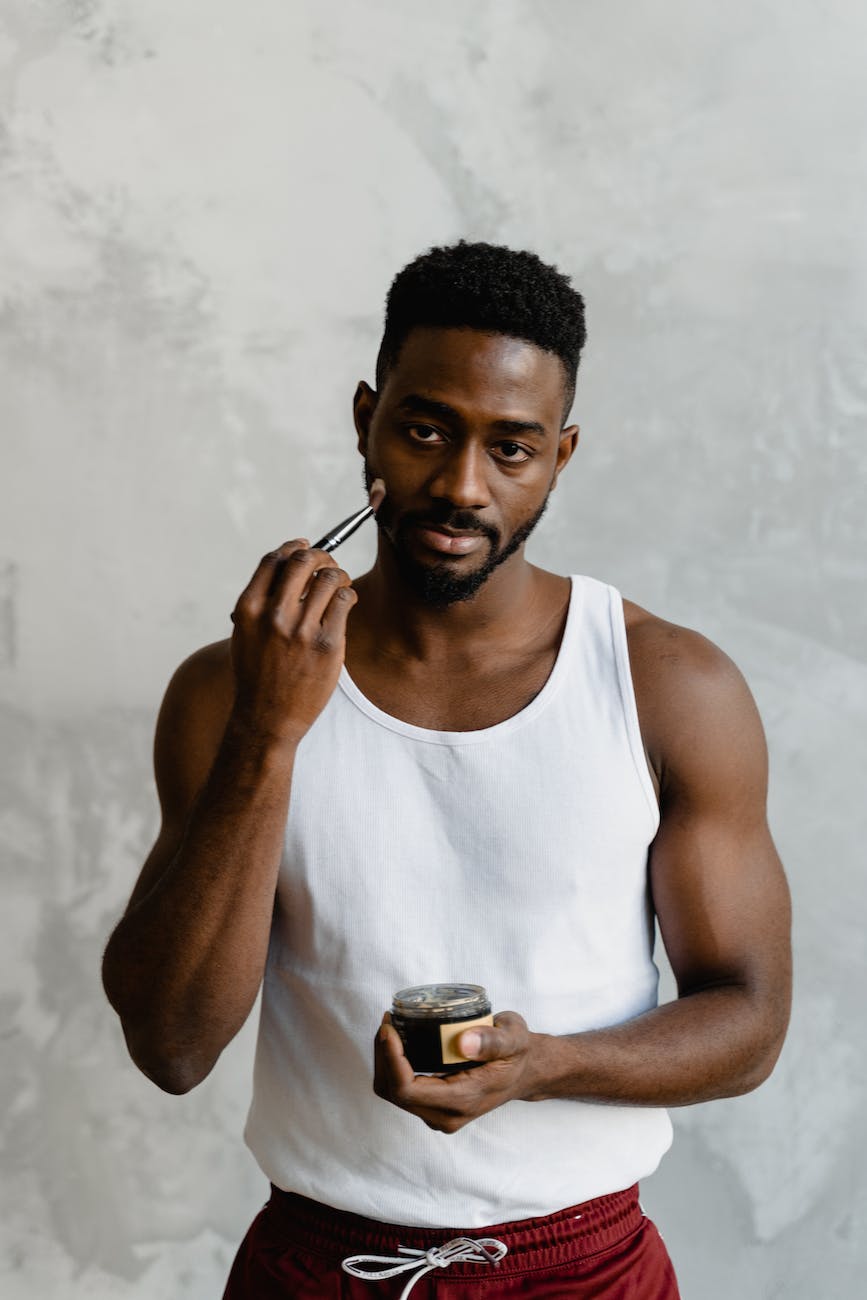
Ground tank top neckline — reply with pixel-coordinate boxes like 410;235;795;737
337;575;586;746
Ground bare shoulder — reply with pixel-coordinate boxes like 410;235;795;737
163;636;234;704
623;599;767;798
623;598;747;695
154;638;236;823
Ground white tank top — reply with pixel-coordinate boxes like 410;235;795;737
244;575;672;1227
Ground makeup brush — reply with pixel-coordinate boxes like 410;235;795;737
312;479;386;554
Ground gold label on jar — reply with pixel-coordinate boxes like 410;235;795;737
439;1014;494;1065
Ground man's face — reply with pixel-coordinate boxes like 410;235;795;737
355;327;578;606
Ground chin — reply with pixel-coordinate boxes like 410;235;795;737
396;554;499;607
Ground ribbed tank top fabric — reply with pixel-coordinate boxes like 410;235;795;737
244;575;672;1228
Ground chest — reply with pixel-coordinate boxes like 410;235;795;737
344;653;559;732
276;684;660;1027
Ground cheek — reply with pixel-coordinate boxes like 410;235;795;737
365;442;431;507
375;496;398;532
364;437;402;486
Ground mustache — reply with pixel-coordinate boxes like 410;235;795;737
397;506;498;540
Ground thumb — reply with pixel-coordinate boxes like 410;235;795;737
457;1011;526;1061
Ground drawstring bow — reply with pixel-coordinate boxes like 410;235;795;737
342;1235;508;1299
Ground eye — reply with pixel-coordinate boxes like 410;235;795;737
405;424;446;445
494;440;532;463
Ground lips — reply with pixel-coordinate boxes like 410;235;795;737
413;525;487;556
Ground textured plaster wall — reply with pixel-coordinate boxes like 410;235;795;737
1;1;865;1296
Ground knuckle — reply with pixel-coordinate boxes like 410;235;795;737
272;538;309;557
287;549;315;567
312;632;335;654
427;1116;462;1135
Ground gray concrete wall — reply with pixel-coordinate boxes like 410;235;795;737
2;1;864;1295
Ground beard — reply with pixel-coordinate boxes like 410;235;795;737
363;464;550;607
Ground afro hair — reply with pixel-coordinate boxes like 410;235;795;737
375;241;587;419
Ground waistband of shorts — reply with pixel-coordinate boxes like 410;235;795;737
265;1184;644;1276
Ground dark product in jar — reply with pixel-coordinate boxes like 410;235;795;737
391;984;493;1074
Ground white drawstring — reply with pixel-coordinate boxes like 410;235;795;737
342;1235;508;1299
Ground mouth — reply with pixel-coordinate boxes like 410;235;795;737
412;524;488;556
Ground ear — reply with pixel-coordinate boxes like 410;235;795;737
551;424;579;487
353;381;377;457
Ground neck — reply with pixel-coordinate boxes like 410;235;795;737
352;543;552;663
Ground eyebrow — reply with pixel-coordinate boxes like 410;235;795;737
395;393;549;438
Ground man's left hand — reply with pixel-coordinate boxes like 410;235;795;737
373;1010;536;1133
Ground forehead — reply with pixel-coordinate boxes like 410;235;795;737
382;327;567;425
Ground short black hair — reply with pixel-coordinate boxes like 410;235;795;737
375;240;587;420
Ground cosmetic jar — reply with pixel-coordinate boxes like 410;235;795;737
391;984;493;1074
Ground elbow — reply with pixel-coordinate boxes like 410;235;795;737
108;996;218;1094
125;1028;217;1095
750;975;792;1089
140;1056;209;1096
728;998;792;1097
725;1054;778;1099
738;1027;788;1095
102;947;217;1094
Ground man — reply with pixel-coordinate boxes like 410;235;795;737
103;241;791;1297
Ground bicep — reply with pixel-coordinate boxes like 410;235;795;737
648;654;791;1007
651;802;790;1002
124;642;234;913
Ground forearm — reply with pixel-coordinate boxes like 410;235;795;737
103;718;296;1091
524;984;788;1108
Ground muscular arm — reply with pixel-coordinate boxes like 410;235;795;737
375;620;792;1129
102;543;356;1094
523;625;792;1106
101;649;295;1095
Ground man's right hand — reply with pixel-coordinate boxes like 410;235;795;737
229;541;357;748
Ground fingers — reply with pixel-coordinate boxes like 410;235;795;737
373;1017;462;1132
373;1015;415;1100
372;1010;532;1135
233;542;353;636
294;563;354;634
318;582;358;643
375;1054;478;1135
227;539;357;747
271;548;348;613
232;539;311;624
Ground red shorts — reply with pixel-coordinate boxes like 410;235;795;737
222;1183;681;1298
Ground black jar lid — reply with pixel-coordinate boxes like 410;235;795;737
392;983;490;1020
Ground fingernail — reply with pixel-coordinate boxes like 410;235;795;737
379;1021;389;1043
459;1031;482;1058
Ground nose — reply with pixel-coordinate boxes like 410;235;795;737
428;443;491;511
